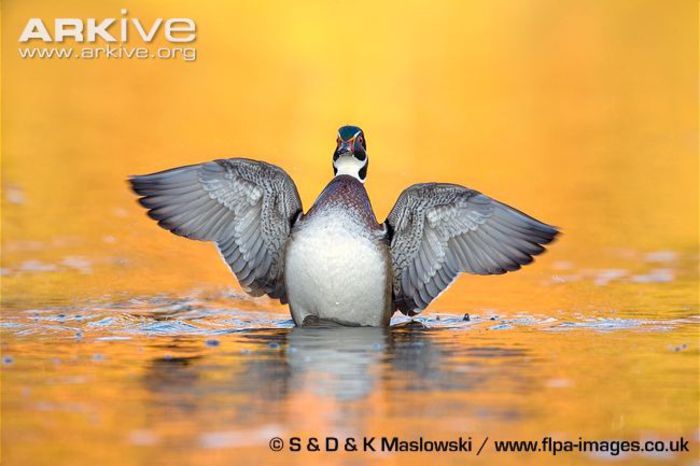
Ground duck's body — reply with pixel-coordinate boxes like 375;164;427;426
129;126;559;327
285;175;392;326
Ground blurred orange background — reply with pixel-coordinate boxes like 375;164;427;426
2;0;697;312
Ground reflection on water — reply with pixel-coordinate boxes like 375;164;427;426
1;301;698;465
284;327;387;400
244;325;532;402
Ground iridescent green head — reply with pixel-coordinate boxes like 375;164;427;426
333;125;368;183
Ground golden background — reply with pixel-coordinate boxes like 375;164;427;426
3;0;697;310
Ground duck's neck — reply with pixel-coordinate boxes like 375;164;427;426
334;155;366;183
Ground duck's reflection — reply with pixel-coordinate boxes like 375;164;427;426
284;326;388;400
141;323;533;423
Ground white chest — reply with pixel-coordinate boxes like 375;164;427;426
284;215;391;326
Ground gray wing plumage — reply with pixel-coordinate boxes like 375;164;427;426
129;158;302;303
386;183;559;315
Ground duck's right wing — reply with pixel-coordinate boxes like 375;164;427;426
129;158;303;303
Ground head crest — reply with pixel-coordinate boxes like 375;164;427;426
338;125;363;141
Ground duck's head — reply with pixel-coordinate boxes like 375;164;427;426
333;125;367;183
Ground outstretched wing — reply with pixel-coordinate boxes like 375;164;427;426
129;158;302;303
386;183;558;315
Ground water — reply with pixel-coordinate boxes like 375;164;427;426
2;280;698;465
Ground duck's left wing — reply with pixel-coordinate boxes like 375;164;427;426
129;158;302;303
385;183;559;315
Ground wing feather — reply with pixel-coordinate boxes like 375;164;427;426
386;183;558;315
129;158;302;302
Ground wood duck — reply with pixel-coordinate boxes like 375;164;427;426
129;125;558;327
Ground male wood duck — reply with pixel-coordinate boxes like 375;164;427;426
129;126;558;327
